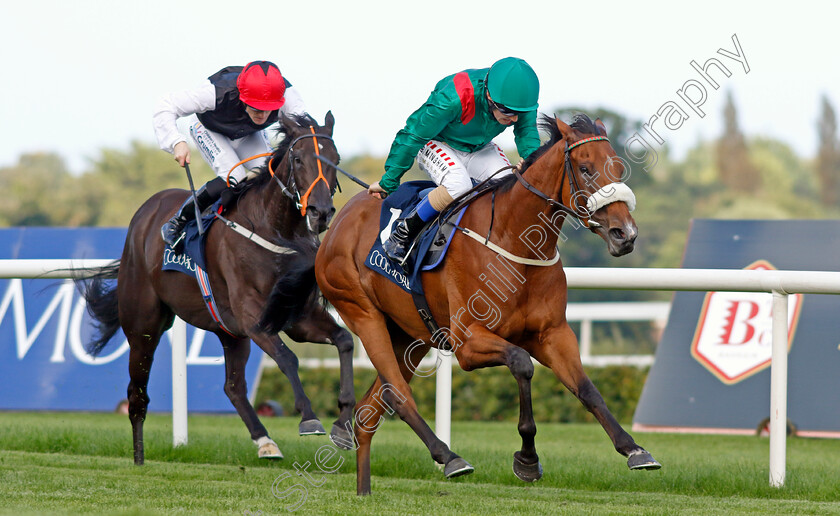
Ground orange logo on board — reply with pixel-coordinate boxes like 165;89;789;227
690;260;804;385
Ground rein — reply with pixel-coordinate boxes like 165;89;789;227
226;153;273;186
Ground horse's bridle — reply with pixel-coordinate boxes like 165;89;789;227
510;135;610;228
268;127;337;216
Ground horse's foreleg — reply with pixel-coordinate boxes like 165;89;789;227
456;324;542;481
349;317;472;494
533;324;661;470
218;335;283;459
253;333;323;435
285;310;356;448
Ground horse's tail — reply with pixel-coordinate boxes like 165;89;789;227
72;260;122;356
257;239;320;334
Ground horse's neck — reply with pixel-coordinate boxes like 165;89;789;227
489;145;569;256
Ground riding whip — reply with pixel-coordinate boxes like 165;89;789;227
183;163;204;235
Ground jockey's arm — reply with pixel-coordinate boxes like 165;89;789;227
152;81;216;154
379;94;459;193
278;85;308;118
512;109;541;162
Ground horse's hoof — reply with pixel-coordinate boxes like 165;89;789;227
444;457;474;478
627;450;661;470
513;452;543;482
299;419;326;436
258;441;284;460
329;423;354;450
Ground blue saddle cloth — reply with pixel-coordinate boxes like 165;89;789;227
161;201;221;275
365;181;466;295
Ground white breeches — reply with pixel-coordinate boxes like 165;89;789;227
188;117;272;184
416;140;512;199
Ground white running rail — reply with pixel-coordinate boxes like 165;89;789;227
4;260;840;487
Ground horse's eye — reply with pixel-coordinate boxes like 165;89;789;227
579;165;589;175
293;155;302;165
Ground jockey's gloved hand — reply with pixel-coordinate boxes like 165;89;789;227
173;141;191;167
368;181;388;200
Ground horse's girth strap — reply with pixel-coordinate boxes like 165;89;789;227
195;265;239;337
411;291;451;351
458;227;560;266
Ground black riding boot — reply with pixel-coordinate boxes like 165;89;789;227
161;177;227;247
383;205;426;264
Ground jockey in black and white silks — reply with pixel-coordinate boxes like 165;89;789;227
153;61;307;247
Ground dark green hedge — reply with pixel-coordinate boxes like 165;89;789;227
255;364;648;424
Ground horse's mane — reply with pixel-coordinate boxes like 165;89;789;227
229;112;321;197
492;113;597;194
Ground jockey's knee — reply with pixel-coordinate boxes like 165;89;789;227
429;185;456;209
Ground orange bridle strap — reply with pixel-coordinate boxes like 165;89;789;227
296;125;330;216
226;152;273;186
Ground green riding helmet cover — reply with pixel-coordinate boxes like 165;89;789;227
486;57;540;112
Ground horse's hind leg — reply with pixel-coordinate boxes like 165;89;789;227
351;318;472;495
122;299;170;465
218;334;282;459
126;335;161;465
284;305;356;449
533;324;661;470
251;333;324;436
455;324;542;482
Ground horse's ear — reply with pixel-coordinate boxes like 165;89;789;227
554;117;573;140
323;110;335;136
594;118;608;136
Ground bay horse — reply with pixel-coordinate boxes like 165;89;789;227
77;112;355;464
314;114;660;495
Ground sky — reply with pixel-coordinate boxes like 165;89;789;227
2;0;838;175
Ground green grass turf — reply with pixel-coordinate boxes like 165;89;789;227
1;412;839;515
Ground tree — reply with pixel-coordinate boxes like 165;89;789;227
80;141;215;226
0;152;96;226
816;95;840;206
716;92;761;193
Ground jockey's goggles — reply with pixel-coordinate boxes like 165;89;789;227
488;96;524;117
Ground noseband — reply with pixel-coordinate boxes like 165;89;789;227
268;127;336;216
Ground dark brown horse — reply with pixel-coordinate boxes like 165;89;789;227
77;113;355;464
315;114;660;495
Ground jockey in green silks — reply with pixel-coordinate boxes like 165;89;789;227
368;57;541;263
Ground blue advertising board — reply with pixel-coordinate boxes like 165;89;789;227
633;220;840;437
0;227;261;412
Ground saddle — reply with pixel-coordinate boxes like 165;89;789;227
365;182;466;295
366;181;486;347
161;201;238;336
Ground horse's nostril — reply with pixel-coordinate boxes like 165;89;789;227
609;228;626;241
306;206;335;224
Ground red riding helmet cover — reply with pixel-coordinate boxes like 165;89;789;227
237;61;286;111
